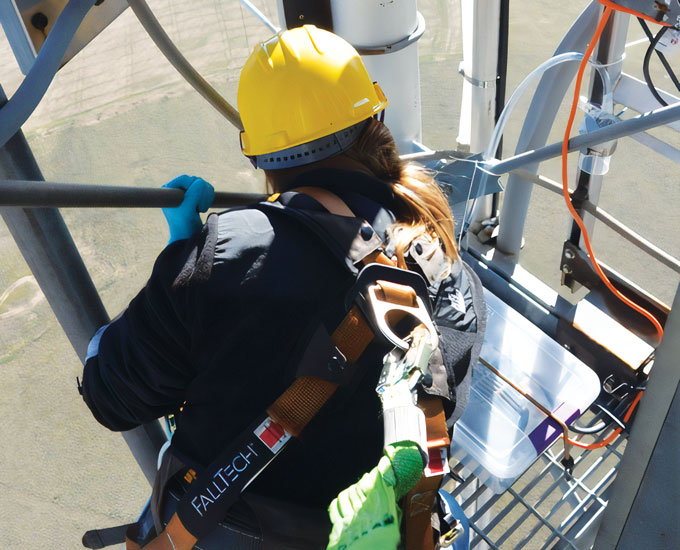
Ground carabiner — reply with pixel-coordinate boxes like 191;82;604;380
365;282;438;351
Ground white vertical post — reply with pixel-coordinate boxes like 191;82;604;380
457;0;501;154
455;4;501;544
457;0;501;227
330;0;423;154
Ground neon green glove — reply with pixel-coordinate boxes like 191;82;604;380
326;442;423;550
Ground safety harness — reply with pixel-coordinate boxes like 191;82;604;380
135;188;484;550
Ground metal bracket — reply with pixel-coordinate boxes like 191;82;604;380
281;0;333;31
560;241;585;293
354;12;426;55
559;241;668;347
458;62;497;89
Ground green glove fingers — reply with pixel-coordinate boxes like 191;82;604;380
326;442;424;550
384;442;424;500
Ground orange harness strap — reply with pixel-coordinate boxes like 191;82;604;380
403;394;450;550
267;304;373;436
267;251;404;435
143;280;418;550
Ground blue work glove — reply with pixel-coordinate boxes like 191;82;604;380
162;175;214;244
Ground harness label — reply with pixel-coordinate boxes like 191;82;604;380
190;443;259;517
424;446;450;477
254;417;291;453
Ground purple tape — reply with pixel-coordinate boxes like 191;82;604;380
528;403;580;454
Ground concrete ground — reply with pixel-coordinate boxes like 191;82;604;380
0;1;678;549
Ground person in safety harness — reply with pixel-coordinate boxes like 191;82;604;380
81;25;485;550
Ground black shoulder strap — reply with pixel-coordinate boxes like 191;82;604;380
255;193;385;274
447;262;487;425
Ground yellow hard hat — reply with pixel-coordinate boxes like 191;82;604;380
238;25;388;169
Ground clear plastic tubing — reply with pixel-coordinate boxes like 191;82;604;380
0;0;97;149
484;51;613;162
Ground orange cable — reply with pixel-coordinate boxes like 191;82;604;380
567;390;642;450
560;6;665;344
559;5;657;450
596;0;672;27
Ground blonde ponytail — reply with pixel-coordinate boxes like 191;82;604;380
344;119;459;268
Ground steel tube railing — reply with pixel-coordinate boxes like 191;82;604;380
0;179;266;209
0;85;166;485
0;0;97;149
496;2;602;257
128;0;243;130
240;0;280;33
490;100;680;176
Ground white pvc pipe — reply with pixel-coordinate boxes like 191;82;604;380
457;0;501;154
457;0;501;228
361;46;423;153
330;0;423;153
331;0;417;46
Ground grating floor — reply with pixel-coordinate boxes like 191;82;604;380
446;405;630;550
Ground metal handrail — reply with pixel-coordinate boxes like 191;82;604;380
0;179;265;209
240;0;280;33
488;100;680;176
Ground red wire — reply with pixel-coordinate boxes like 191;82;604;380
596;0;672;27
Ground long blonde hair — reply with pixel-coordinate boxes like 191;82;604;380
344;118;459;267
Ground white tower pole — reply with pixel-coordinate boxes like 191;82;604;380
330;0;425;154
457;0;502;227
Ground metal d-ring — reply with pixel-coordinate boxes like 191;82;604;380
366;283;438;351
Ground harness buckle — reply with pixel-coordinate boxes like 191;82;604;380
439;520;465;548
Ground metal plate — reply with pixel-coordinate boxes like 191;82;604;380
613;0;680;28
7;0;128;74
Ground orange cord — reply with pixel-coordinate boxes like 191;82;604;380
559;4;664;450
567;390;642;450
560;6;665;344
596;0;672;27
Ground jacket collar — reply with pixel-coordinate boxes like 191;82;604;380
283;167;396;210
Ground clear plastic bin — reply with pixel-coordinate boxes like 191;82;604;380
450;289;600;494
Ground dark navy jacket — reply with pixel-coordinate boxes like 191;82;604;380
81;167;484;508
82;168;402;507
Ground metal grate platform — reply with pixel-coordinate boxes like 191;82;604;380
446;406;629;550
